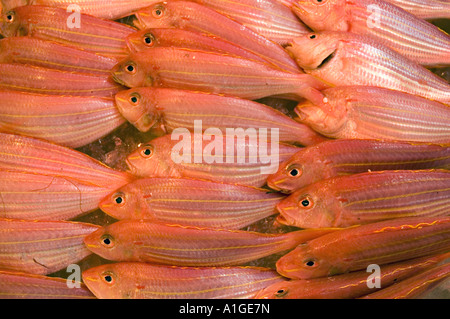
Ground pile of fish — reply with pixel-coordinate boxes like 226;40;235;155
0;0;449;299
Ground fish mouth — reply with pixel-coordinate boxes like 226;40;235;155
111;71;128;87
317;50;336;69
125;158;138;175
266;178;291;194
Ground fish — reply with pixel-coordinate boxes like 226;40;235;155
294;86;450;143
125;133;301;187
282;0;450;20
255;253;450;299
125;27;271;66
1;0;161;20
82;262;286;299
84;219;338;266
276;169;450;228
0;37;118;75
291;0;450;66
0;90;126;148
111;47;327;104
0;5;136;58
0;132;133;189
285;31;450;104
114;87;327;146
360;262;450;299
276;216;450;279
99;177;285;229
0;269;95;299
0;218;100;275
185;0;310;46
385;0;450;20
267;139;450;194
135;1;302;73
0;63;123;97
0;133;133;220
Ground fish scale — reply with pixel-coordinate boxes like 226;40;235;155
286;32;450;104
0;218;100;275
82;262;286;299
267;139;450;193
276;216;450;279
276;169;450;228
83;219;337;266
99;176;285;229
291;0;450;65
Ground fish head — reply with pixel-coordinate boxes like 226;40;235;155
99;184;147;220
83;225;122;260
82;263;137;299
254;281;298;299
276;244;334;279
292;0;348;31
136;1;182;29
125;29;160;53
126;138;174;178
276;185;335;228
0;7;24;37
286;32;340;71
115;88;161;132
111;56;151;88
295;95;348;137
266;148;327;193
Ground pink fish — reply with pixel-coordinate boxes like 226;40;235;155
255;253;450;299
360;262;450;299
0;218;100;275
0;5;136;58
294;86;450;143
385;0;450;19
114;87;327;146
276;216;450;279
125;28;271;66
267;139;450;194
276;169;450;228
286;31;450;104
82;262;286;299
135;1;301;73
0;133;133;220
84;219;337;266
0;269;95;299
187;0;310;46
125;133;301;187
0;63;123;97
111;47;327;104
0;37;118;74
1;0;161;20
282;0;450;20
0;90;126;148
291;0;450;66
99;177;285;229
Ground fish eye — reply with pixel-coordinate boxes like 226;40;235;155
286;165;302;178
124;62;137;74
299;195;314;209
129;93;140;106
101;271;116;285
101;234;115;248
309;34;317;39
143;33;156;46
112;192;126;206
140;144;154;158
305;259;317;267
5;11;15;23
275;288;289;298
152;5;165;18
